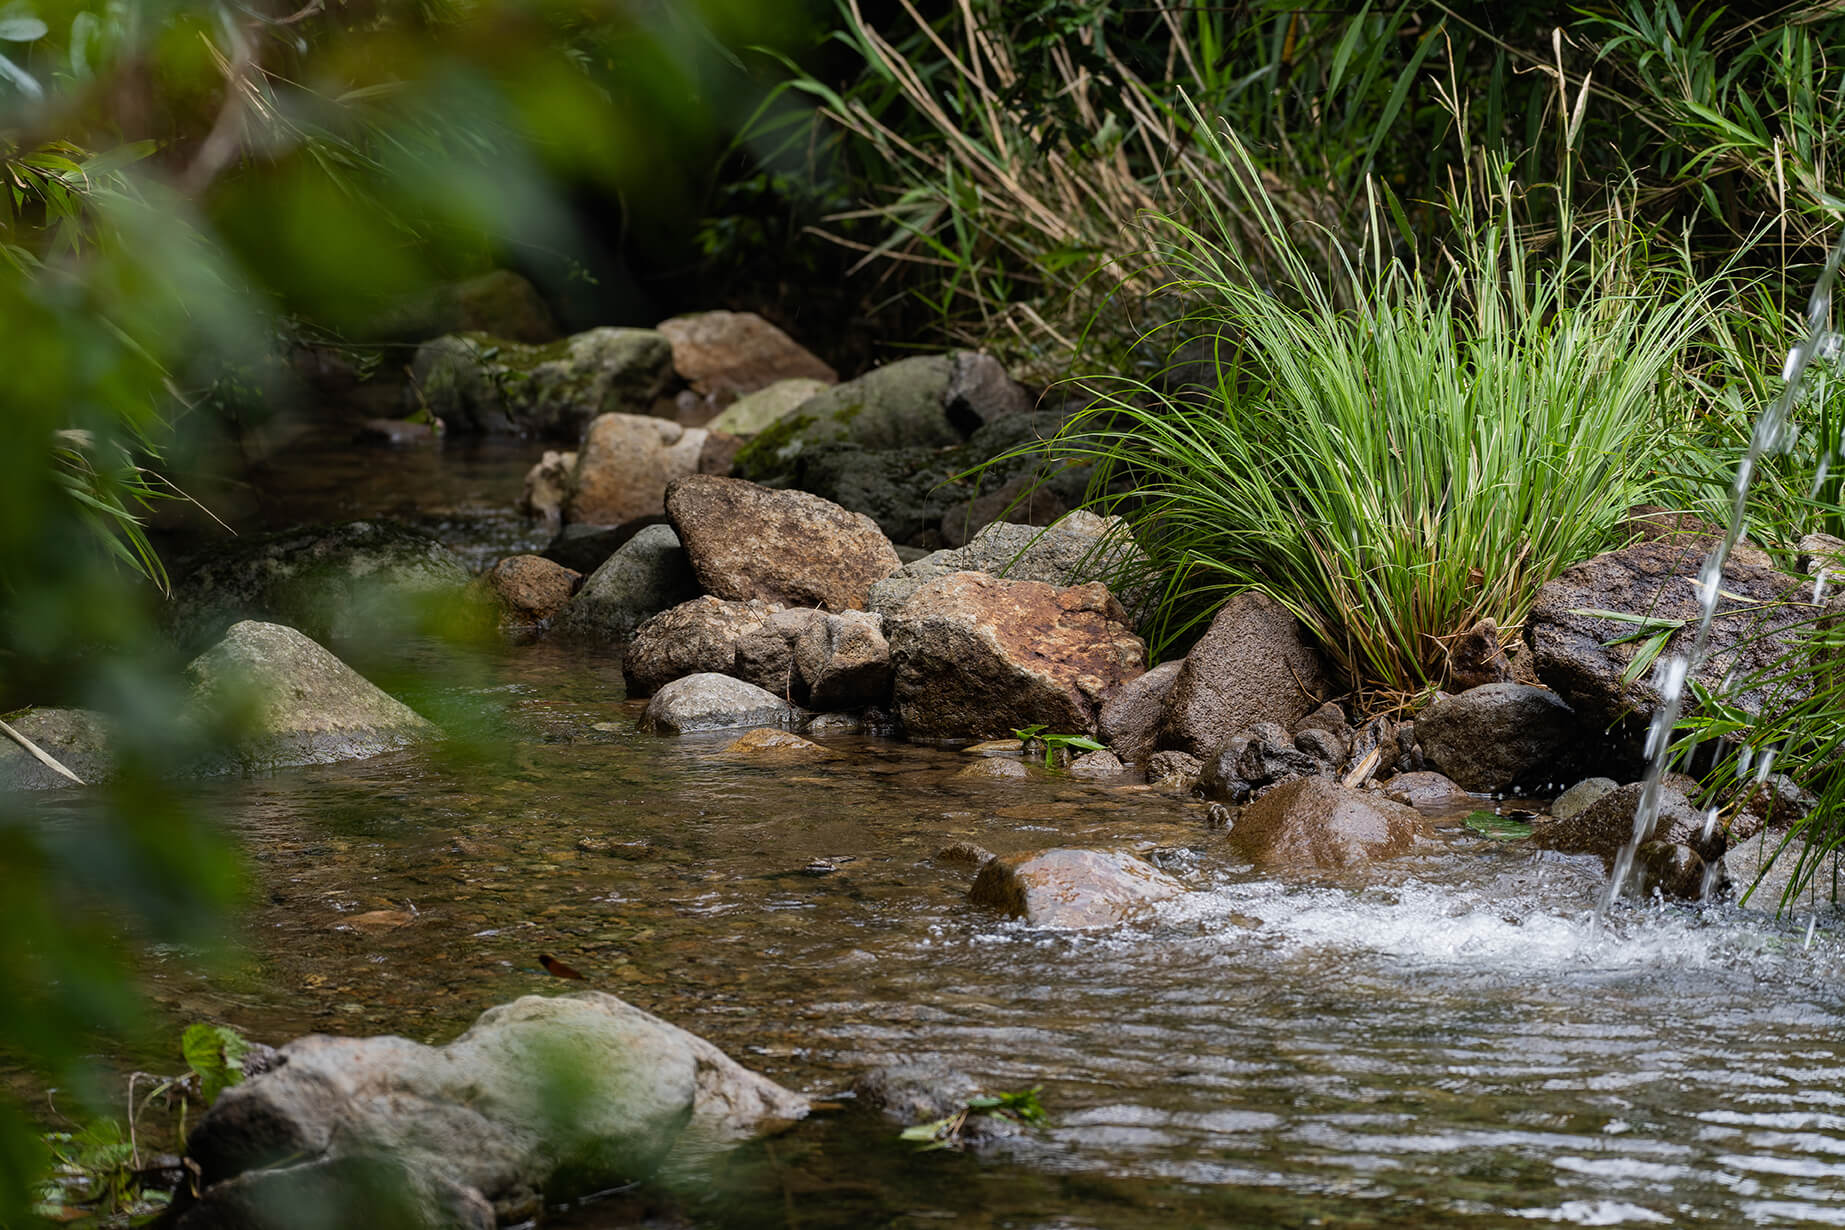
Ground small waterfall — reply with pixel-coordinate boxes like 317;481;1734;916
1599;231;1845;922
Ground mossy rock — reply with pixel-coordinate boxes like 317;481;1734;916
411;327;675;439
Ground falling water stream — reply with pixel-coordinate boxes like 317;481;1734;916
1602;230;1845;922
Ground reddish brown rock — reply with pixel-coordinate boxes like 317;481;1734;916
1158;591;1333;757
666;474;900;612
969;848;1185;929
657;310;837;401
478;555;580;632
1231;777;1428;870
888;572;1146;740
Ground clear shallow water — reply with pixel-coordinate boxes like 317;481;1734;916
104;642;1845;1229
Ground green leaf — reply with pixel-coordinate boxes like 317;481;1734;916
0;15;46;41
1464;810;1533;841
182;1023;251;1105
1621;629;1674;685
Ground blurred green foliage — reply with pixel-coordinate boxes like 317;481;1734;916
0;0;811;1219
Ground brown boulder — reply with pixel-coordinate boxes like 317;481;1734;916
477;555;580;634
888;572;1145;740
666;474;900;612
1097;660;1182;766
656;310;837;401
1447;618;1513;689
793;609;892;710
1158;591;1332;757
1379;770;1473;811
621;597;780;697
566;414;710;527
1230;777;1428;870
969;848;1185;929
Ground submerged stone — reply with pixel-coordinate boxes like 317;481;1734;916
969;848;1185;929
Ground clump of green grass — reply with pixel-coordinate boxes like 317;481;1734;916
1044;131;1727;704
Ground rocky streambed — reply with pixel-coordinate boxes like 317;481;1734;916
13;293;1845;1226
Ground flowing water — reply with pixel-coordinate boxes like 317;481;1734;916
69;427;1845;1227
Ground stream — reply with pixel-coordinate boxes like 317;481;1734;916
91;429;1845;1226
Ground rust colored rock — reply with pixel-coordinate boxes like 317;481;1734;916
721;728;831;758
1158;591;1332;758
1231;777;1428;870
666;474;900;612
479;555;580;632
657;310;837;400
969;848;1185;929
888;571;1146;740
566;414;709;527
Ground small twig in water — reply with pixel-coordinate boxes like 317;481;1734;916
0;718;85;785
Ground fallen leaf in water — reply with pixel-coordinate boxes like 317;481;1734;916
344;910;414;932
539;953;585;980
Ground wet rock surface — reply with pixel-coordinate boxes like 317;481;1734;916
413;328;675;438
166;520;472;655
1158;592;1331;758
1525;538;1811;760
178;991;806;1228
667;475;900;612
969;848;1185;928
889;572;1145;740
186;621;438;771
1229;777;1428;870
1379;771;1472;811
0;707;115;790
1531;781;1714;863
477;555;579;636
639;673;800;735
1413;683;1583;794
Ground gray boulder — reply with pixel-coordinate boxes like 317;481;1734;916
552;525;698;644
666;474;900;612
1725;831;1845;915
793;610;892;710
888;572;1145;740
412;328;675;438
1552;776;1618;821
180;991;806;1228
1097;660;1182;767
732;355;956;479
944;351;1032;432
969;848;1185;928
1413;682;1583;794
186;622;438;771
1525;538;1808;759
1157;591;1332;758
166;521;472;655
707;377;831;435
1230;777;1428;870
639;674;800;735
0;708;115;790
